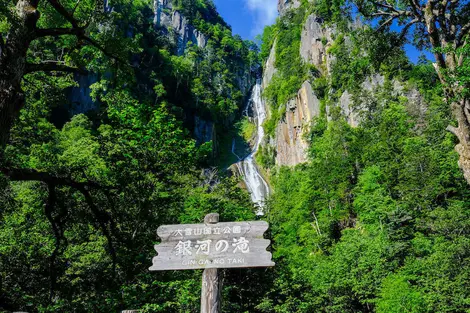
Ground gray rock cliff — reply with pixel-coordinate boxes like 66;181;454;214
275;81;320;166
262;41;277;91
260;10;426;168
278;0;301;16
154;0;208;55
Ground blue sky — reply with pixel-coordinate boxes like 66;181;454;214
213;0;278;39
212;0;431;63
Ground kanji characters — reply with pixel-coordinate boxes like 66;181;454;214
173;238;251;256
174;240;192;256
195;240;212;255
172;229;183;237
232;237;250;253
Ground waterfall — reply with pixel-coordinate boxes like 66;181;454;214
233;81;270;215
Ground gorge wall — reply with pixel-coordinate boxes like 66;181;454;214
258;0;426;167
67;0;256;156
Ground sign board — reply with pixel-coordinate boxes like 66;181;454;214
149;221;274;271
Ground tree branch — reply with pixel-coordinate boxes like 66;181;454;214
446;124;460;137
77;186;117;276
378;16;399;31
25;62;88;74
408;0;423;18
46;0;80;28
398;18;420;41
81;35;130;65
1;167;118;274
35;26;86;38
72;0;83;16
457;22;470;47
370;0;396;11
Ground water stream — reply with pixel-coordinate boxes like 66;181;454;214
233;81;270;214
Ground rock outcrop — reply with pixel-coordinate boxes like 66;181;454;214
262;41;277;90
278;0;301;16
300;15;335;74
260;8;426;168
337;74;426;128
275;81;320;166
154;0;208;55
66;73;99;115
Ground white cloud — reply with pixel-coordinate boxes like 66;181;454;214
244;0;278;36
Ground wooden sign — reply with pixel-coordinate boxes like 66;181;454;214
149;220;274;271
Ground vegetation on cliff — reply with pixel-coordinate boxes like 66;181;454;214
1;0;469;312
257;1;470;312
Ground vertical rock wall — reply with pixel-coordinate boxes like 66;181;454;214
154;0;207;55
277;0;301;16
260;9;425;168
275;81;320;165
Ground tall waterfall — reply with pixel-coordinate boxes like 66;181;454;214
233;81;270;214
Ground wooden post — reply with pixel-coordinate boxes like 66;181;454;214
201;213;221;313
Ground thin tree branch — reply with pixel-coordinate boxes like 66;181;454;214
72;0;82;16
44;183;59;302
408;0;423;18
370;0;396;11
446;125;460;137
35;26;86;38
81;35;130;65
25;62;88;74
77;186;117;276
1;167;118;274
378;16;399;30
46;0;80;28
398;18;420;41
457;22;470;47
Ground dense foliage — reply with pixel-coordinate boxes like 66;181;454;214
1;0;470;312
262;76;470;312
0;0;262;312
255;1;470;311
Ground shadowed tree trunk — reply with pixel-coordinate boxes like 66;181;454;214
0;0;40;151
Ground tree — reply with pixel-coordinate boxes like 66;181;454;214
0;0;122;153
352;0;470;183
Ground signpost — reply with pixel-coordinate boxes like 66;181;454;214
149;213;274;313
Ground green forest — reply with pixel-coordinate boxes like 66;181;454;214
1;0;470;312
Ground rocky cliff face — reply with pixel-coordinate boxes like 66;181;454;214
300;15;336;74
260;11;425;167
260;13;327;167
262;41;277;91
275;81;320;165
68;0;255;151
154;0;208;55
278;0;301;16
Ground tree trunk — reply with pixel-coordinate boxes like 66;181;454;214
0;0;39;153
423;6;470;185
449;98;470;184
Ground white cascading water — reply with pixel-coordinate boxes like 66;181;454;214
233;81;270;214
